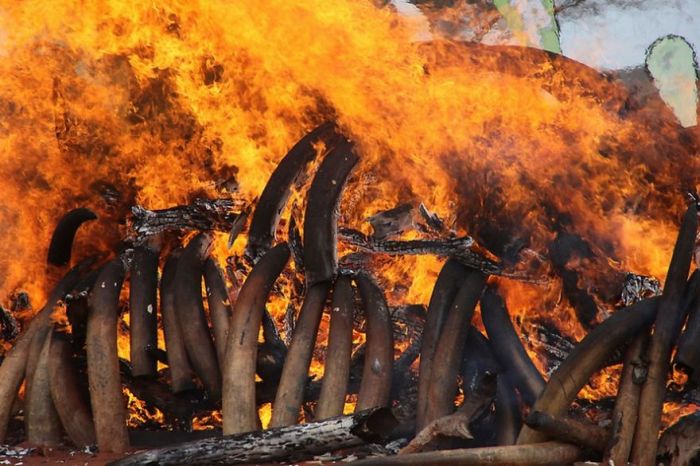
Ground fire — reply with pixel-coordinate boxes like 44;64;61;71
0;0;697;432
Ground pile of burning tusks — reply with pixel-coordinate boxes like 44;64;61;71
0;121;699;466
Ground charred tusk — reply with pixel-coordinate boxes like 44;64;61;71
86;257;129;453
495;377;521;446
302;137;358;286
47;207;97;267
271;138;358;427
517;296;659;445
25;329;62;447
246;121;340;261
631;201;698;466
481;284;545;406
355;273;393;412
129;237;161;377
222;242;290;435
160;249;195;393
316;276;355;420
416;259;469;431
271;282;330;427
204;257;232;368
48;329;96;448
0;264;82;442
425;269;485;424
174;233;221;400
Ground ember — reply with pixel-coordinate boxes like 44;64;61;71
0;1;698;465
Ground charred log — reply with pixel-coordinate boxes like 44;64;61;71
352;442;581;466
632;202;697;466
316;276;355;419
425;270;486;424
355;273;393;411
86;257;129;453
203;258;232;367
174;233;221;400
222;243;290;435
303;138;358;286
245;121;340;261
110;407;397;466
338;228;501;275
25;330;62;447
129;239;161;377
47;329;96;448
0;263;82;442
160;249;195;394
417;259;469;431
525;411;609;452
481;284;545;406
517;296;659;445
129;198;244;244
47;207;97;266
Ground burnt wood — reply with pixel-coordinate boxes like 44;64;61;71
160;249;195;393
316;276;355;419
338;228;501;275
355;273;393;411
632;202;697;466
129;239;160;377
425;270;486;423
0;264;82;442
130;198;244;244
174;233;221;400
109;407;397;466
303;137;358;286
481;285;545;406
47;207;97;266
246;121;340;261
47;330;96;448
416;259;469;431
86;257;129;453
222;243;290;435
517;296;660;445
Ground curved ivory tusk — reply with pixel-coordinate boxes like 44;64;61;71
222;243;290;434
86;257;129;453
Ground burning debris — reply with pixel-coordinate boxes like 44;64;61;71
0;1;698;466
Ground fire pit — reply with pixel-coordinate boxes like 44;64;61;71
0;2;698;466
